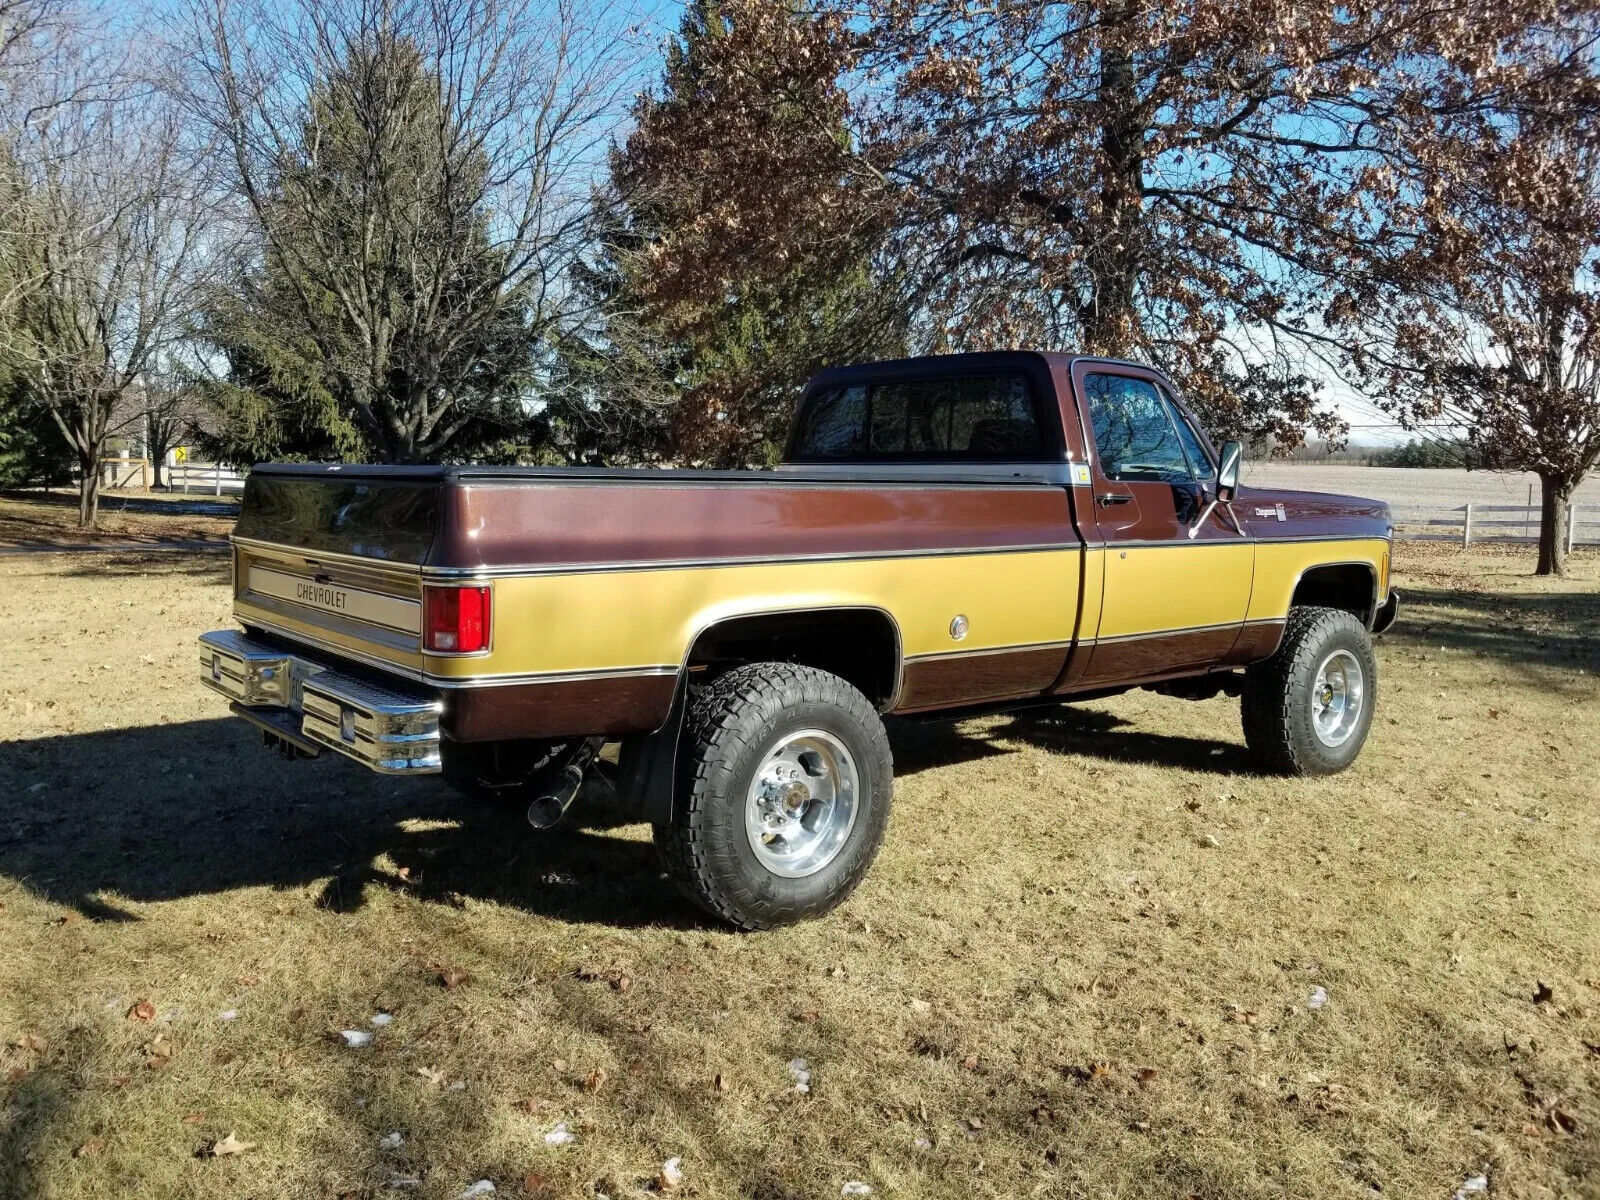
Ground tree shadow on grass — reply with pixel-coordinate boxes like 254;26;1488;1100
889;703;1252;778
0;718;708;930
1388;585;1600;677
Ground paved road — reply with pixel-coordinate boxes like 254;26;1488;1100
1239;463;1600;508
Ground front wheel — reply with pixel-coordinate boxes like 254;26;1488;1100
654;662;893;930
1241;606;1377;776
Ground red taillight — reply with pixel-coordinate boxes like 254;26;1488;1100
424;585;491;653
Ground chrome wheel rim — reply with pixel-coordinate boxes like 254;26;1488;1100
1311;649;1365;748
744;729;859;878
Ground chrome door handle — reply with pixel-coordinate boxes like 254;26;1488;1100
1096;493;1133;506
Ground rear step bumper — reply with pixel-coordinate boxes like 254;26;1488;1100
198;629;442;775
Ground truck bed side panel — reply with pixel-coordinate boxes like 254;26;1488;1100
231;471;1086;739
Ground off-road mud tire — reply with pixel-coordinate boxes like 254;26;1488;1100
1242;605;1377;776
654;662;893;930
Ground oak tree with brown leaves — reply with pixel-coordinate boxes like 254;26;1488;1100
622;0;1589;458
1345;96;1600;576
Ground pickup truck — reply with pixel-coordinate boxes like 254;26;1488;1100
199;351;1398;929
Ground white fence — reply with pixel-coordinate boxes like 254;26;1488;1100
167;461;246;496
1391;503;1597;549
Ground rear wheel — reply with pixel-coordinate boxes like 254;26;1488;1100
1241;606;1377;776
654;662;893;930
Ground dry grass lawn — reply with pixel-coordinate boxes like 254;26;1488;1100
0;490;236;548
1;540;1598;1200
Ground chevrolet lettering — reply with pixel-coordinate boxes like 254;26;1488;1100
198;352;1399;929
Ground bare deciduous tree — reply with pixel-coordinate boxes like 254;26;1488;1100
4;86;218;526
178;0;638;463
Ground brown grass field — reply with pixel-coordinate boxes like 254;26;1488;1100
1;532;1598;1200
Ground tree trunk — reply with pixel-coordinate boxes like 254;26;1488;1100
1535;471;1572;577
151;456;165;490
1081;1;1144;357
77;452;101;529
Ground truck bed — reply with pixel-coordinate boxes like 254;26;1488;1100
229;463;1091;740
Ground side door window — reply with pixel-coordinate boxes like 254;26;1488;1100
1160;388;1216;485
1084;374;1197;486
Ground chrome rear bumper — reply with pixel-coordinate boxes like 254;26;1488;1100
198;629;442;774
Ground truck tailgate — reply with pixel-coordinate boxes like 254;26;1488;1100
230;471;442;675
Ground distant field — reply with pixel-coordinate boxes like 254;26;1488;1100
1240;463;1600;510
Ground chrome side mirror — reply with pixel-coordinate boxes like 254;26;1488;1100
1188;440;1247;539
1216;440;1242;501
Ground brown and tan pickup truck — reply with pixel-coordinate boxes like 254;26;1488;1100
199;351;1397;928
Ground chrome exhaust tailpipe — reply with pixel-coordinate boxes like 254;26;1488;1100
526;765;586;829
525;738;605;830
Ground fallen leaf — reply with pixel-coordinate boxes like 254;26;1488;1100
657;1156;684;1191
72;1137;104;1158
127;1000;156;1023
788;1058;811;1093
961;1054;980;1072
13;1033;45;1052
1226;1007;1260;1025
1135;1067;1159;1088
714;1073;731;1092
196;1131;255;1158
909;999;931;1015
964;1116;985;1131
1534;981;1555;1005
438;966;469;990
107;1073;130;1088
143;1035;176;1069
583;1067;607;1093
1087;1062;1113;1082
235;975;258;988
550;1058;568;1072
792;1008;820;1024
1548;1106;1579;1134
416;1066;447;1087
182;1112;206;1125
521;1173;555;1197
1199;833;1221;849
611;973;632;993
828;966;846;980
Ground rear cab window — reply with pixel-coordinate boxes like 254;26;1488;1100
790;373;1049;462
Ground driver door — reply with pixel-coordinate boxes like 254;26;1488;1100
1074;363;1255;685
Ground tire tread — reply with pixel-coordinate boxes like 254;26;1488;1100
1242;606;1372;776
654;662;891;930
